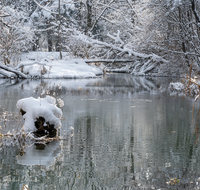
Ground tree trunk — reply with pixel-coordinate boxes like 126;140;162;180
47;30;52;52
86;0;92;32
32;38;39;51
58;0;62;59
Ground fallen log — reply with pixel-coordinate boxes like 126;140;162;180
0;69;17;78
0;64;27;78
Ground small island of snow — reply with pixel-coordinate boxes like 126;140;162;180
17;96;63;137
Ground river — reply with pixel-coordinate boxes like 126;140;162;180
0;74;199;189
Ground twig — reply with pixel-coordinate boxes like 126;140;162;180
22;185;29;190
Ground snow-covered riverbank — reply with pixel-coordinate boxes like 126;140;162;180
0;51;189;79
0;52;103;79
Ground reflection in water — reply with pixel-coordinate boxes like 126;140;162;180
0;74;199;189
16;141;61;167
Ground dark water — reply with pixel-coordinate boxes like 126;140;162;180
0;74;200;189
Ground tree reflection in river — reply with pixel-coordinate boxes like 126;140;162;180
0;74;200;189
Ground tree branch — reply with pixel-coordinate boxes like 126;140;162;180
191;0;200;23
33;0;58;15
90;0;115;31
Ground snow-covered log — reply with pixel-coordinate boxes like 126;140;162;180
0;69;16;78
0;64;27;78
17;96;63;137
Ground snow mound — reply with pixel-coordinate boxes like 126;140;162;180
168;82;184;93
43;59;103;78
18;58;103;78
12;52;103;79
16;96;62;132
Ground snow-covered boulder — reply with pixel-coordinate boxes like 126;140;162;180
16;96;62;135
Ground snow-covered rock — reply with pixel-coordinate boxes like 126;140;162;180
16;96;62;132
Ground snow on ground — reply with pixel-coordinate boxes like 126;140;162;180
16;95;62;132
43;59;102;78
0;52;103;79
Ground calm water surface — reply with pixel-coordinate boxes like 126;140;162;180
0;74;200;189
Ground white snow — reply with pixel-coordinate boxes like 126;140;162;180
16;95;62;132
168;82;184;92
9;52;103;79
43;59;102;78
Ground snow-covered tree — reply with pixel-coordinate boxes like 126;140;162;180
147;0;200;66
0;6;35;65
30;0;78;53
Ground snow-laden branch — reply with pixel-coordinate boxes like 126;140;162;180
0;20;11;28
90;0;116;31
96;3;119;11
107;30;124;47
125;0;137;17
33;0;58;15
0;69;16;78
74;31;168;62
100;16;120;26
0;14;11;18
168;50;200;56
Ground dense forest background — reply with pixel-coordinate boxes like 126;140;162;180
0;0;200;76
